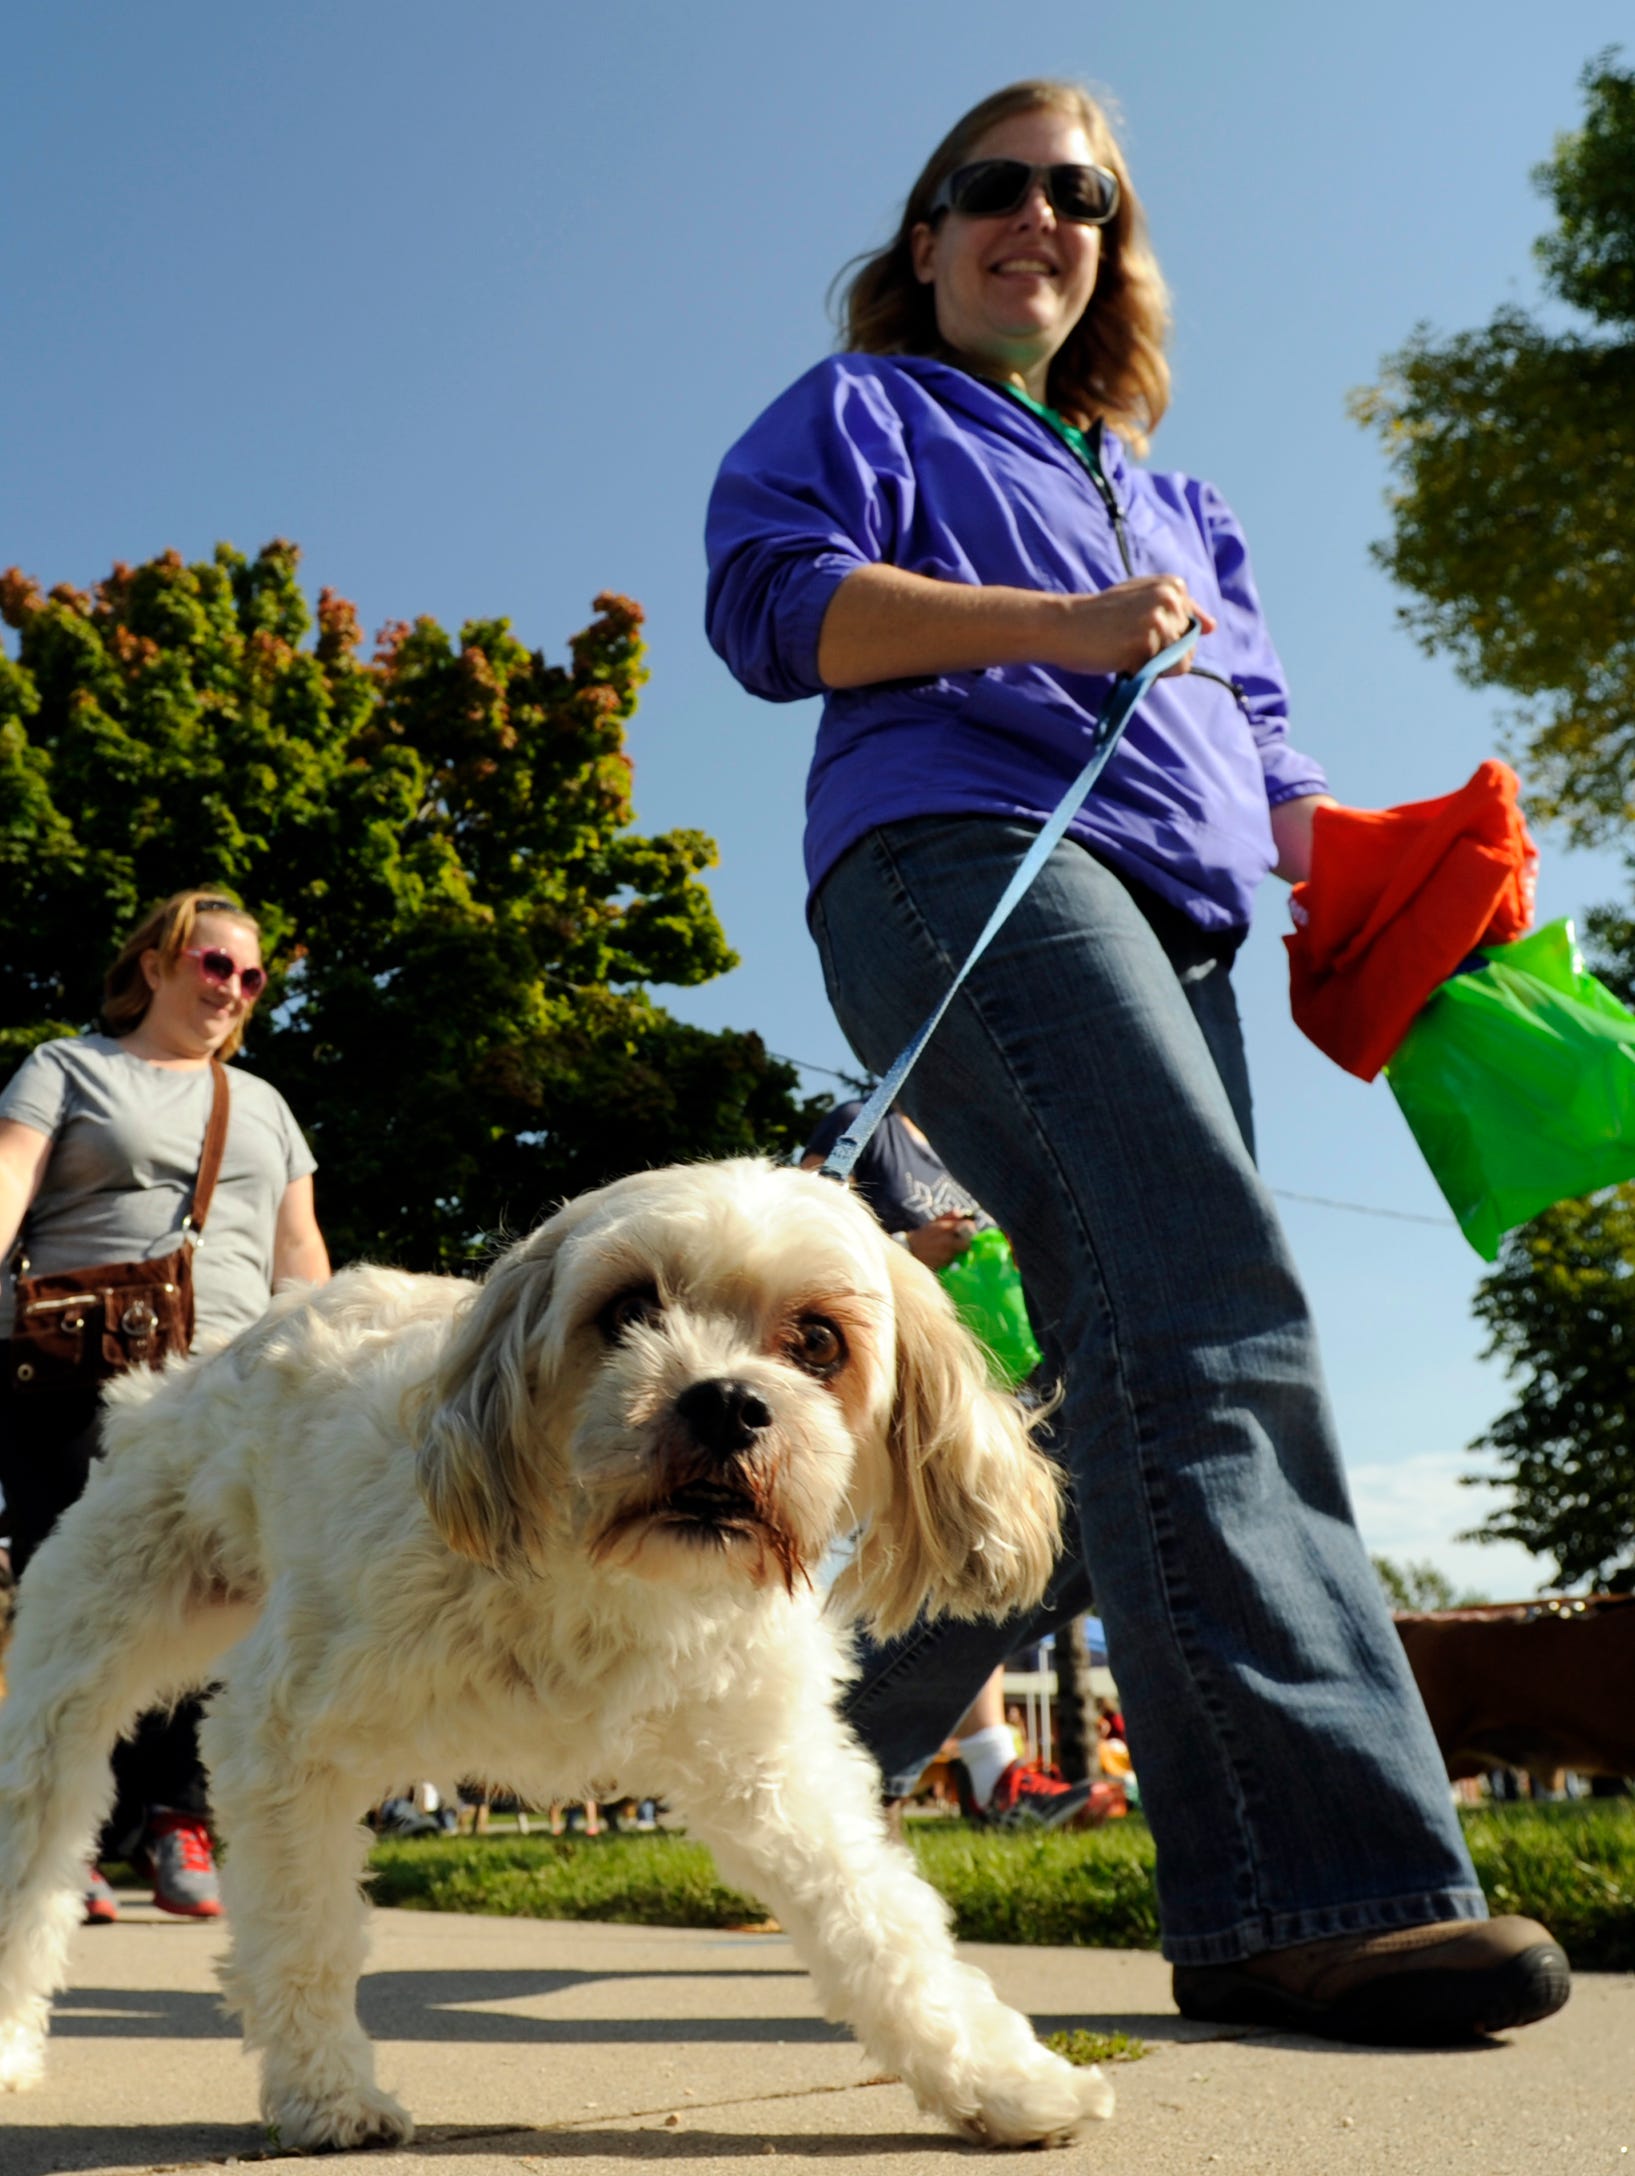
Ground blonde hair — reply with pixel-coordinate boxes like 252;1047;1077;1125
101;887;263;1060
837;80;1171;453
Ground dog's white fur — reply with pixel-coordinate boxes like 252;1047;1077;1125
0;1159;1111;2148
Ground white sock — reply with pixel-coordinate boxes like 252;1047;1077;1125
958;1724;1016;1808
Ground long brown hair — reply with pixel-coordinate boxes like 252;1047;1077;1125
101;887;263;1060
837;80;1171;453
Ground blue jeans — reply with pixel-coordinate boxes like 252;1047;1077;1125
811;818;1483;1966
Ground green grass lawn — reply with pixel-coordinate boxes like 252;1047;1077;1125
367;1800;1635;1971
1460;1801;1635;1970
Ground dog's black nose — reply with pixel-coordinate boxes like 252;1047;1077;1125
675;1378;773;1456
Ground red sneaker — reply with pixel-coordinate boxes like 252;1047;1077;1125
83;1865;120;1925
953;1758;1094;1830
146;1811;223;1918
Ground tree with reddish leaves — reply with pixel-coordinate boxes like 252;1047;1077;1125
0;540;820;1270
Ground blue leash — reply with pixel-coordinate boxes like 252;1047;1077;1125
816;619;1201;1183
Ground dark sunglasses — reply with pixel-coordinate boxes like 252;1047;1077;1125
929;159;1120;227
181;944;267;999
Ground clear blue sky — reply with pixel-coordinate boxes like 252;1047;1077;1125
4;0;1628;1593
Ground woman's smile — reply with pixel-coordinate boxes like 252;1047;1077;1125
910;108;1102;398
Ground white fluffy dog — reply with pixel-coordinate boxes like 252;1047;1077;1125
0;1159;1112;2149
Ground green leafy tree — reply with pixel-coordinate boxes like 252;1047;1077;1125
1353;55;1635;1588
1454;897;1635;1591
1370;1556;1487;1613
0;541;822;1270
1350;52;1635;845
1465;1189;1635;1590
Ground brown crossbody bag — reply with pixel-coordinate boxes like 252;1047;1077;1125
8;1060;231;1393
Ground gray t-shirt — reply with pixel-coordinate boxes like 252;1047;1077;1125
1;1035;317;1341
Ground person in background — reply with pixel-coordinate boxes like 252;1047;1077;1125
0;888;328;1922
709;78;1569;2040
802;1098;1098;1829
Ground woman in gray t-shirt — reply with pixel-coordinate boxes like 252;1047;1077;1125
0;886;328;1923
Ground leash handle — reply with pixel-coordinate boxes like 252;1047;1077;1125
817;619;1201;1184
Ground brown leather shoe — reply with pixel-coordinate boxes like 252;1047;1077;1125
1172;1916;1571;2045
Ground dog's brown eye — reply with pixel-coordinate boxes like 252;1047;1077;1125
598;1284;663;1341
788;1314;846;1376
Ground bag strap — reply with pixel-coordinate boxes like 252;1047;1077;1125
817;619;1200;1185
184;1061;231;1241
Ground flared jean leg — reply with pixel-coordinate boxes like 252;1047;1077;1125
813;818;1482;1965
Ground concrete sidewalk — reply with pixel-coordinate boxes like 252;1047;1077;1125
4;1893;1630;2175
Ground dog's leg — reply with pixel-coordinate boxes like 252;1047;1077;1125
203;1669;414;2152
668;1670;1113;2149
0;1543;250;2092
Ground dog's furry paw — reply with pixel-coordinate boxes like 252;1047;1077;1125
0;2016;47;2093
954;2048;1114;2148
263;2085;415;2152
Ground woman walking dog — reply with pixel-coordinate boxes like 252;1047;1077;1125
706;77;1569;2042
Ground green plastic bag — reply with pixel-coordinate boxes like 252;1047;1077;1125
1384;918;1635;1260
937;1226;1043;1388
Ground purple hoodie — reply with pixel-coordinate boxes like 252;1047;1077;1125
705;353;1327;934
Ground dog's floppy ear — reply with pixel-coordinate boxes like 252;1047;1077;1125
837;1241;1063;1641
408;1216;573;1574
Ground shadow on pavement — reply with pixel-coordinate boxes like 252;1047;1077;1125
6;2122;958;2172
2;2123;255;2176
408;2126;976;2160
53;1978;1510;2057
51;1966;853;2044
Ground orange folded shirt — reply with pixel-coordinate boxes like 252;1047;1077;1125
1285;759;1538;1081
